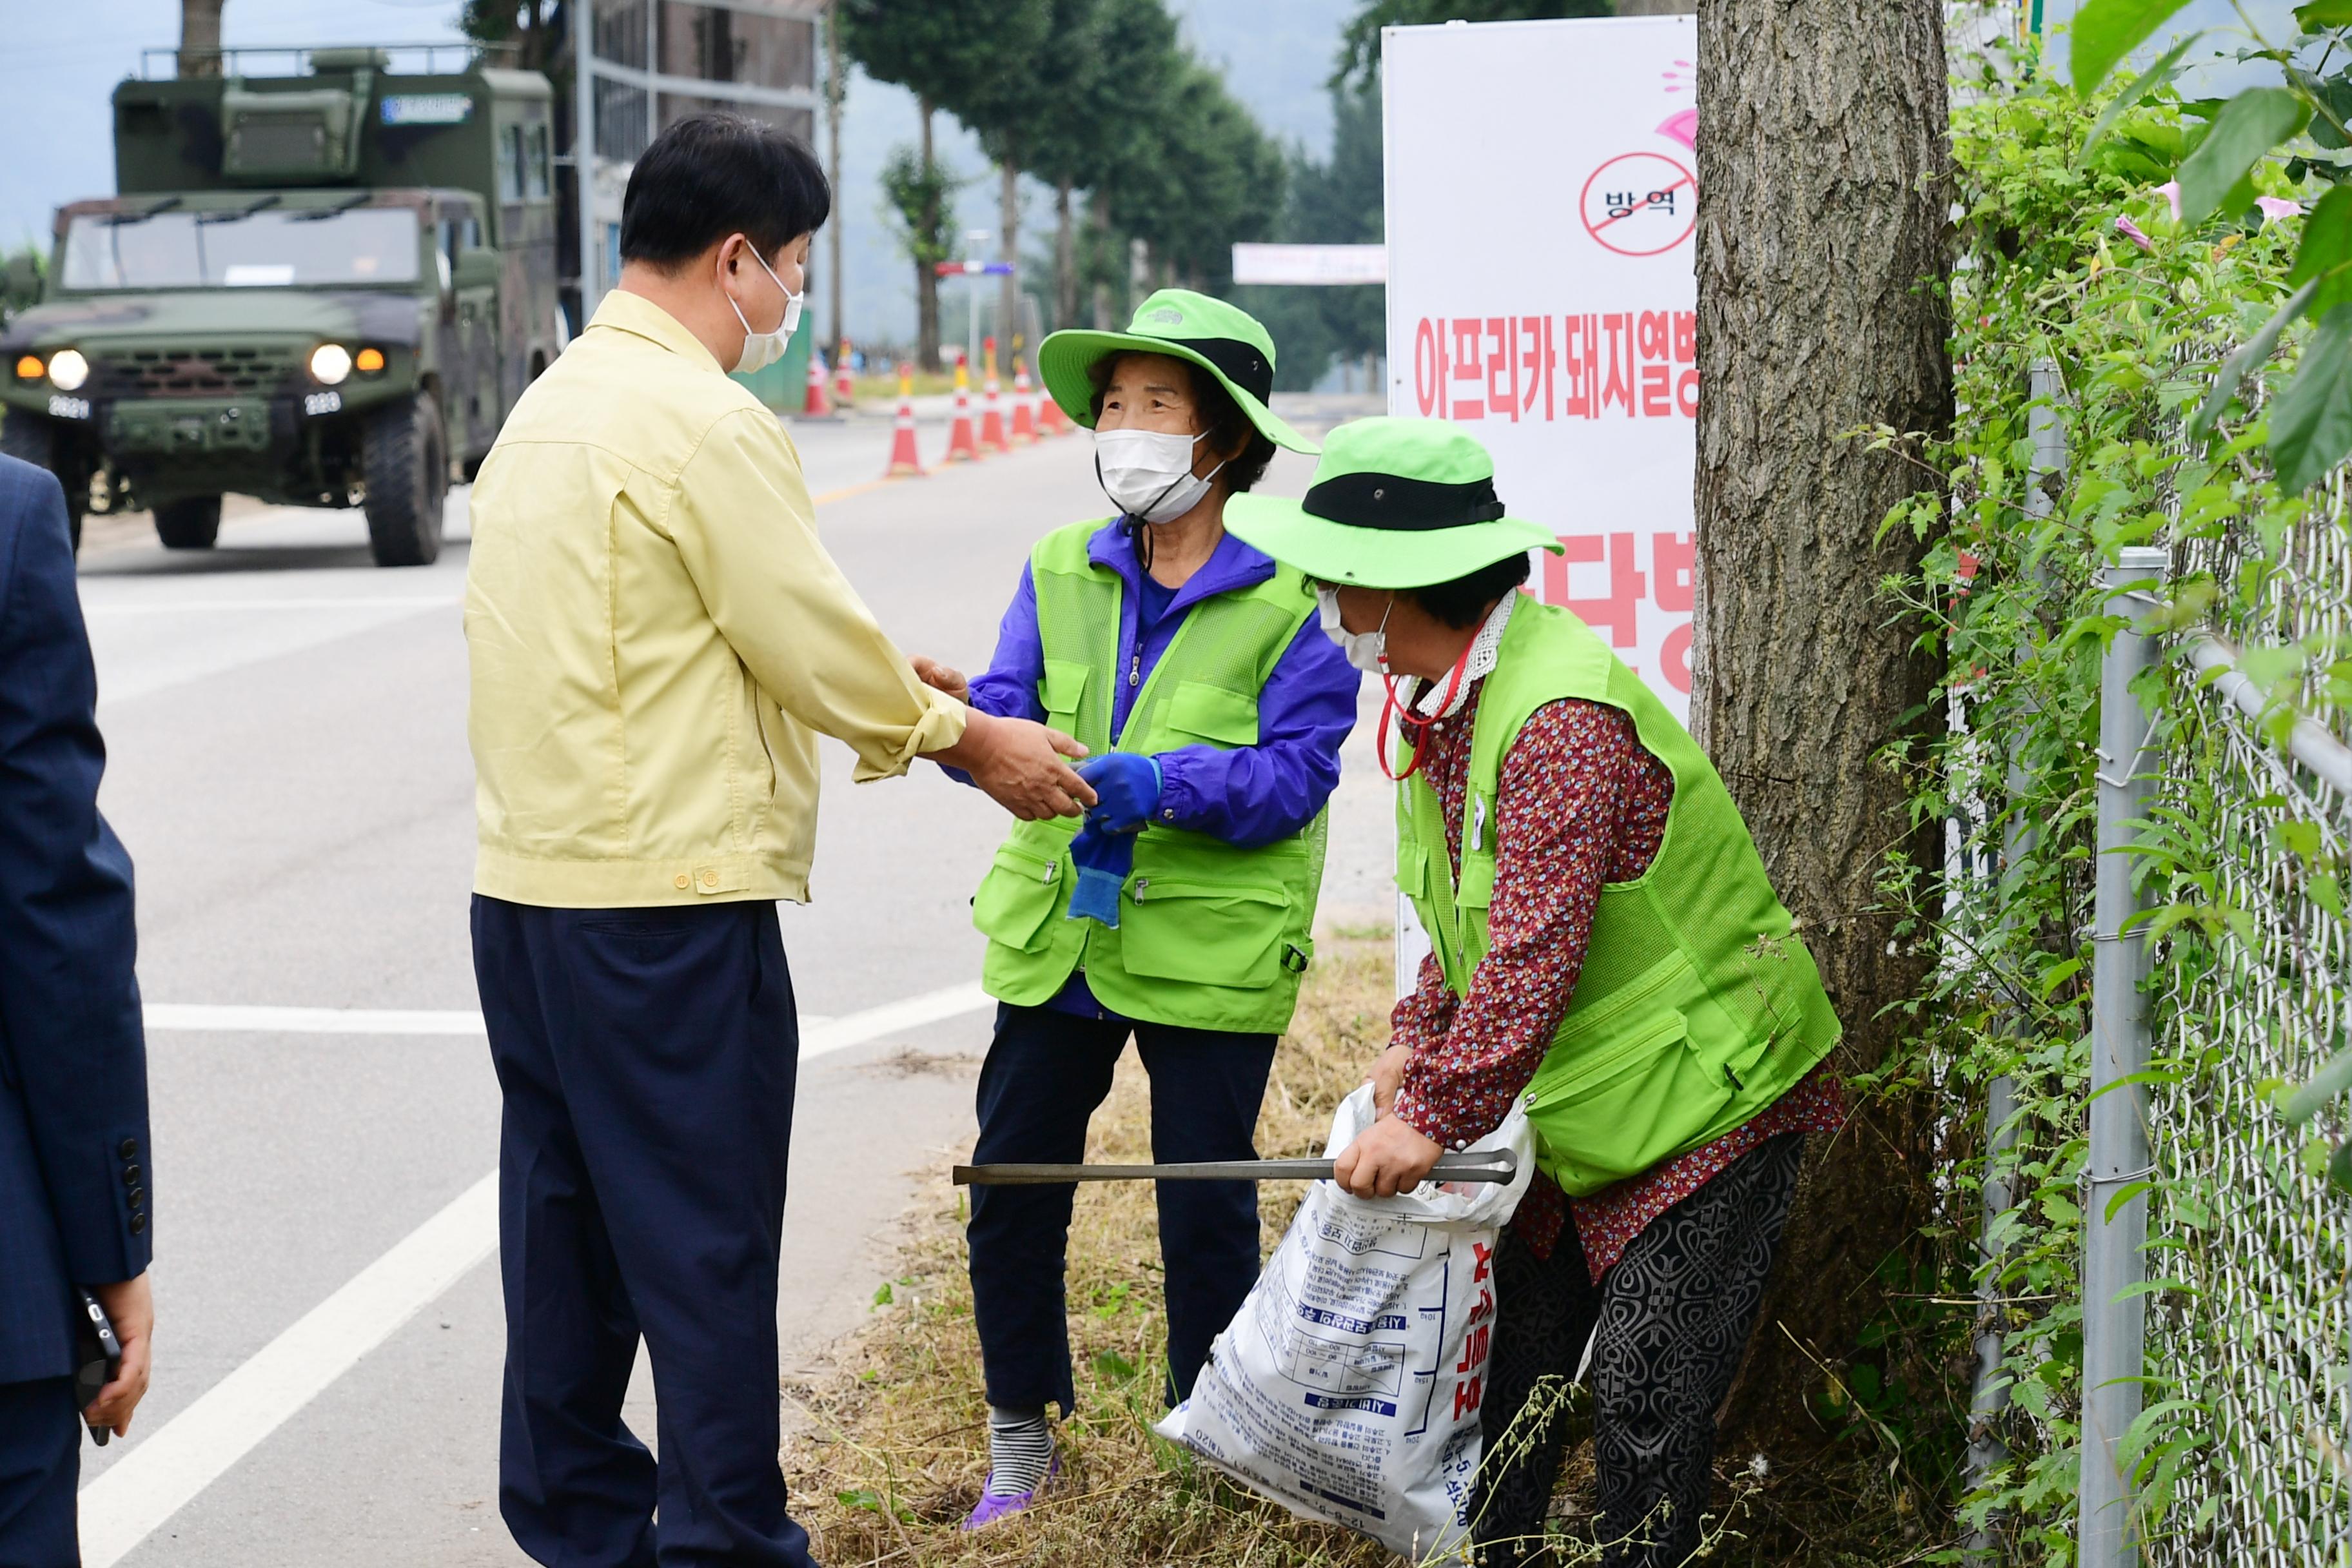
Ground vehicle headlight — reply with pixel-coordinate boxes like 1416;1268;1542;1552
46;349;89;391
309;343;352;386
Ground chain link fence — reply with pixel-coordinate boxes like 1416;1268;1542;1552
2140;488;2352;1565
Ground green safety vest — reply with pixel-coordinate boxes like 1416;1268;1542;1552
971;520;1328;1034
1398;599;1841;1195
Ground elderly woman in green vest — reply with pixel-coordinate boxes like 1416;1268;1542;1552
1222;416;1846;1568
910;291;1358;1527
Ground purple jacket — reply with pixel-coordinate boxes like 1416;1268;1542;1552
964;520;1360;850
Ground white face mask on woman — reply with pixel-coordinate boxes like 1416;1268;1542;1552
1315;583;1392;674
725;245;803;375
1094;427;1223;524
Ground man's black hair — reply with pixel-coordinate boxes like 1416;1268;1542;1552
619;113;831;270
1088;351;1277;495
1411;551;1531;629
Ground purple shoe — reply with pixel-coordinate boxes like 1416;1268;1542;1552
960;1455;1060;1529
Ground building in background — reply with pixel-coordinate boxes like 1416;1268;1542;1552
573;0;823;406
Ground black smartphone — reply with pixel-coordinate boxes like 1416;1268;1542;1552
72;1289;122;1448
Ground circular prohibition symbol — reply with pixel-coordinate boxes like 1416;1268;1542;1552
1578;152;1697;257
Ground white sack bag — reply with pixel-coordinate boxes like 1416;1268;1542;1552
1156;1083;1535;1562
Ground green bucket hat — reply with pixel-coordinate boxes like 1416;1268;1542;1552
1222;417;1561;589
1037;289;1315;455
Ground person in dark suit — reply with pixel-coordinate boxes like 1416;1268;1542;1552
0;451;153;1566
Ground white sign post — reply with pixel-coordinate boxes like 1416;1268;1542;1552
1381;15;1699;991
1383;15;1699;720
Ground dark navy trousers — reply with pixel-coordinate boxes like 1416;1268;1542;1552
472;896;814;1568
966;1003;1276;1414
0;1378;77;1568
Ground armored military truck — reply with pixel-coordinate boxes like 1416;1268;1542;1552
0;46;562;565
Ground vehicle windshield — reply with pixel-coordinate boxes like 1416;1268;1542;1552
59;207;422;290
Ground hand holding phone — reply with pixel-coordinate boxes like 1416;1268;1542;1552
72;1289;122;1447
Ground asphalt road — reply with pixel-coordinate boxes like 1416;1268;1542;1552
60;390;1394;1566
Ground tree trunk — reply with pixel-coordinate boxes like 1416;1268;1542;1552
916;101;941;374
179;0;224;77
1090;197;1114;329
1693;0;1950;1455
1054;178;1077;335
998;157;1020;378
825;8;845;364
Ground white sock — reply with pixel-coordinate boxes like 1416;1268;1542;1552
984;1405;1053;1498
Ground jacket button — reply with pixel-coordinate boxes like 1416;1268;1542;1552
674;874;691;889
119;1139;139;1159
129;1213;146;1234
128;1187;144;1210
123;1164;141;1186
701;871;718;887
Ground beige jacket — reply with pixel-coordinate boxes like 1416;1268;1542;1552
464;290;965;907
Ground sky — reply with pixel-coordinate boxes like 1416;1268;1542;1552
0;0;1354;352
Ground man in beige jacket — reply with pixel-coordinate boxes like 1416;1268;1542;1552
462;115;1088;1568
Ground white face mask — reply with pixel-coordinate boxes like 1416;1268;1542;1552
1316;584;1391;674
725;244;803;375
1095;427;1222;524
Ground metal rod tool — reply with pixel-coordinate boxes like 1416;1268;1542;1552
952;1149;1518;1186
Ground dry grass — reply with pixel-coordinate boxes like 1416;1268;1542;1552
777;937;1896;1566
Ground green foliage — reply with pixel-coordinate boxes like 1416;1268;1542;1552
878;145;961;273
1332;0;1609;91
1879;48;2352;1554
1236;77;1386;388
2073;5;2352;485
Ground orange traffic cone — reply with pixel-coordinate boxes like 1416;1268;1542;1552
1039;375;1075;437
883;362;925;477
804;351;835;418
834;339;857;407
979;335;1011;454
1010;355;1039;444
943;357;981;463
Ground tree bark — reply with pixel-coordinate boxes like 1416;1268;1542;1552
1054;177;1077;334
998;157;1020;378
916;101;941;373
1693;0;1950;1453
825;6;845;363
179;0;224;77
1090;197;1114;329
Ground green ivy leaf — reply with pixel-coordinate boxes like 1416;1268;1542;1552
2291;184;2352;292
2297;0;2352;30
1093;1348;1138;1382
2333;1140;2352;1194
2306;72;2352;150
2281;1035;2352;1126
2178;88;2309;224
2188;277;2320;442
2072;0;2200;94
2079;33;2204;164
2269;303;2352;489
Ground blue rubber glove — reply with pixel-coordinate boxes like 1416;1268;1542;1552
1077;753;1164;834
1064;818;1138;928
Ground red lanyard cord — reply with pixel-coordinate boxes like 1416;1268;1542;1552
1375;640;1475;783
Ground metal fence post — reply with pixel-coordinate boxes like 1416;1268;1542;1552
2078;544;2170;1568
1964;360;2067;1561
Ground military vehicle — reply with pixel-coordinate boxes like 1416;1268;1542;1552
0;46;562;565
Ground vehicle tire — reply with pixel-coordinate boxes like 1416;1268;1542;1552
0;410;84;553
154;496;222;550
364;391;447;568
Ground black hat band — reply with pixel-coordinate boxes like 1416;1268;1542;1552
1301;470;1508;532
1165;334;1275;404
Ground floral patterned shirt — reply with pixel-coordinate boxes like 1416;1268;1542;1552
1388;678;1845;1280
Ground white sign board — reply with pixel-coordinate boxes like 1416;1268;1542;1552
1231;243;1391;286
1384;15;1698;721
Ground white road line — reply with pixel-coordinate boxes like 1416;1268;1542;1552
81;597;459;614
144;1004;490;1035
77;981;994;1563
76;1173;500;1568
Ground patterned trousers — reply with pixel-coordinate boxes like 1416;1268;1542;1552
1471;1132;1807;1567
